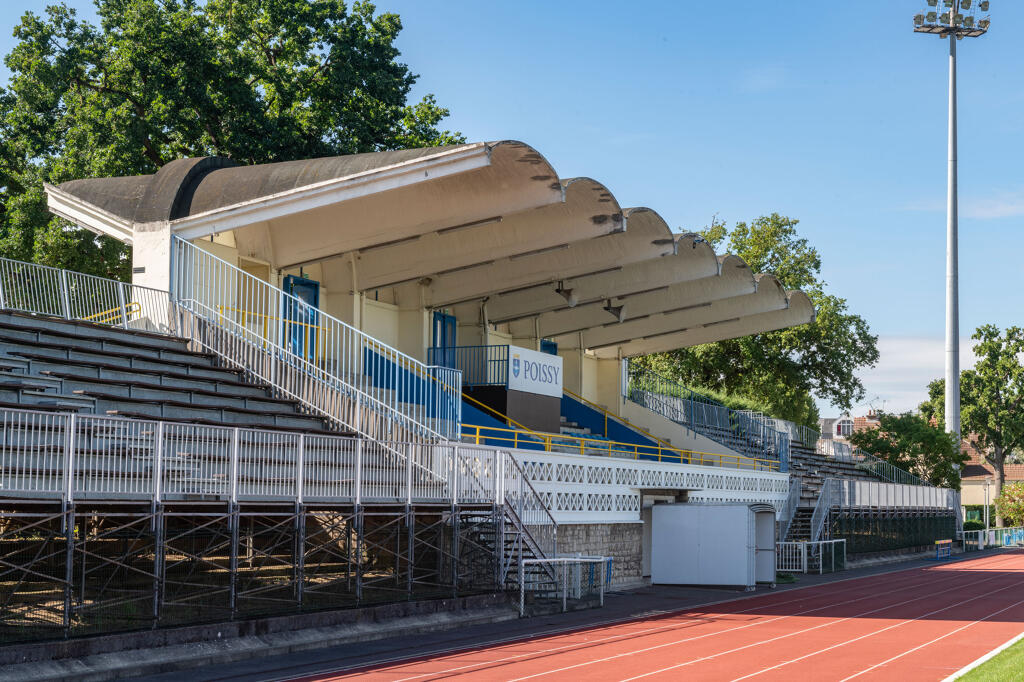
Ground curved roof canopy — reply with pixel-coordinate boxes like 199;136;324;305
45;140;816;354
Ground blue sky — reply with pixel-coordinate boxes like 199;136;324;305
3;1;1022;416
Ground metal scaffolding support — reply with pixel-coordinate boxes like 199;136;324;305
0;500;501;644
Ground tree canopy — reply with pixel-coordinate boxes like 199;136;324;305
921;325;1024;523
634;214;879;429
0;0;463;280
846;412;966;490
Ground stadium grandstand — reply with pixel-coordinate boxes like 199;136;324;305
0;141;958;643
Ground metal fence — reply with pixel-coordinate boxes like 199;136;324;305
962;527;1024;552
815;439;928;487
428;345;509;388
171;237;461;440
777;540;846;574
0;406;540;508
0;257;174;333
518;556;607;616
625;367;789;470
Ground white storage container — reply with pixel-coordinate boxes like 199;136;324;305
651;503;776;590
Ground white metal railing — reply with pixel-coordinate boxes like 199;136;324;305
828;478;958;510
0;406;511;506
815;439;929;487
809;477;960;544
778;477;802;541
171;237;461;440
502;452;558;573
518;556;607;616
777;540;846;574
0;257;174;333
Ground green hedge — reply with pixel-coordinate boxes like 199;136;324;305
831;514;957;554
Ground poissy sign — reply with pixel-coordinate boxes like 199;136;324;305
507;345;563;398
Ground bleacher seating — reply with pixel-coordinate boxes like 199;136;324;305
783;442;885;542
0;310;340;434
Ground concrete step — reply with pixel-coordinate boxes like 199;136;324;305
10;348;245;383
58;377;298;414
85;394;330;431
0;310;191;352
37;366;269;399
0;321;211;365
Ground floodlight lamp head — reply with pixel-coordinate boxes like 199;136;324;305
979;0;989;10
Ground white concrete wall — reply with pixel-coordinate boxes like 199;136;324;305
362;299;400;348
132;224;173;292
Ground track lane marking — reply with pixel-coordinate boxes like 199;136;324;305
380;565;985;682
505;564;1015;682
725;573;1024;681
276;552;1021;682
838;595;1024;681
290;565;956;682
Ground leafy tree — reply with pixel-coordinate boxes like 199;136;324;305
995;482;1024;528
634;214;879;429
0;0;463;279
922;326;1024;525
846;412;966;489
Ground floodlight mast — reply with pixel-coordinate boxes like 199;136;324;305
913;1;990;444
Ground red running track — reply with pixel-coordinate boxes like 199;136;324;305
289;550;1024;682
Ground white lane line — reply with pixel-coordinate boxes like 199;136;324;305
841;596;1024;681
727;575;1024;681
347;564;961;682
941;629;1024;682
273;551;1016;682
507;566;1011;682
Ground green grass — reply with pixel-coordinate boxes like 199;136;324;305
957;634;1024;681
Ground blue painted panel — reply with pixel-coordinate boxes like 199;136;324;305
461;401;545;451
362;347;456;419
560;393;658;447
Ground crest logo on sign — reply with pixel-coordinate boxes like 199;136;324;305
511;354;521;378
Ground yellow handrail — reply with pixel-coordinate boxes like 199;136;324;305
460;423;776;471
562;387;681;453
82;301;141;325
461;392;776;470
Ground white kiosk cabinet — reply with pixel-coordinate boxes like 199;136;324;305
650;503;777;590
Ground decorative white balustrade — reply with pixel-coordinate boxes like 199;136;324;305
512;448;789;523
0;407;526;507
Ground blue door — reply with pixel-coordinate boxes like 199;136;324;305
432;311;457;368
283;275;319;360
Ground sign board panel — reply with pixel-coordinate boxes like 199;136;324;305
507;345;563;398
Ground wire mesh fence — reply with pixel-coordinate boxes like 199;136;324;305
518;556;607;616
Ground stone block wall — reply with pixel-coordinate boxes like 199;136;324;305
556;522;643;585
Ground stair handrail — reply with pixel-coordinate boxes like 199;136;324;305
173;301;438;441
171;237;461;440
778;477;802;541
809;478;835;543
502;452;557;571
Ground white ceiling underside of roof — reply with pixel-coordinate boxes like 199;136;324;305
49;139;815;354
